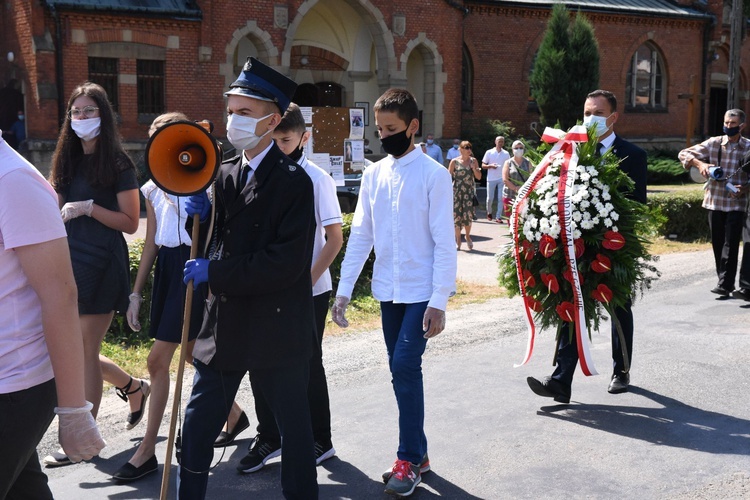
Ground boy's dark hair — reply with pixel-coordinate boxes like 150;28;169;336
276;102;306;134
374;88;419;125
587;89;617;113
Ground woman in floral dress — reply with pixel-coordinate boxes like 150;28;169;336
448;140;481;250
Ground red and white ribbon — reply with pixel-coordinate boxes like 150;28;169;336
511;126;598;376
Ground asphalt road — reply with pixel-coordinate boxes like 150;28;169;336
41;215;750;499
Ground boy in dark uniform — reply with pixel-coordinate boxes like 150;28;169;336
180;58;317;499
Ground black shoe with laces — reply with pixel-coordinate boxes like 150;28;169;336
236;435;281;473
732;288;750;301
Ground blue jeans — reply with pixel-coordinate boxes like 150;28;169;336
486;178;504;216
380;301;429;465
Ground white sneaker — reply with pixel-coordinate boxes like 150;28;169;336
43;448;72;468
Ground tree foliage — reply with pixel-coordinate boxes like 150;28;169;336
531;5;600;129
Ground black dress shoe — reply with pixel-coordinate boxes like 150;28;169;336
526;376;571;404
607;373;630;394
711;286;731;296
112;455;158;483
214;411;250;447
732;288;750;301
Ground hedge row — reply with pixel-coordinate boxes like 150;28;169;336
647;189;710;241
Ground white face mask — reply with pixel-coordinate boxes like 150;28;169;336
227;113;273;152
513;148;524;158
70;117;101;141
582;114;611;138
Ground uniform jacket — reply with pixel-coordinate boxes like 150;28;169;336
192;142;316;371
611;135;648;204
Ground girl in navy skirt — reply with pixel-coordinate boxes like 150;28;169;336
112;112;206;482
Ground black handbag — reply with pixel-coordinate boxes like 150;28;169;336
472;194;479;207
68;238;111;305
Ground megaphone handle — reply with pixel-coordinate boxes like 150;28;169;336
160;214;201;499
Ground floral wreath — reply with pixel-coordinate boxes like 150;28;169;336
497;126;659;376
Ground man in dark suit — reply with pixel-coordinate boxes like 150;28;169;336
179;58;318;499
527;89;648;403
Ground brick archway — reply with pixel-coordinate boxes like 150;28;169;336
220;20;279;90
283;0;396;90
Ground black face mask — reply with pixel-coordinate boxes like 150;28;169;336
287;136;305;162
723;125;741;137
380;129;412;157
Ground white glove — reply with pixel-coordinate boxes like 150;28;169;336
55;401;106;463
331;295;350;328
61;199;94;222
126;293;143;331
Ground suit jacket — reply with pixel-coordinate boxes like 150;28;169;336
192;142;316;371
611;135;648;204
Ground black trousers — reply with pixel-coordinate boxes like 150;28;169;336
179;361;317;500
252;291;332;444
739;211;750;290
0;378;56;500
708;209;744;291
551;300;633;387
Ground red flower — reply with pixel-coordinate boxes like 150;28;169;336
521;240;535;261
591;284;614;304
556;301;576;322
602;231;625;251
591;254;612;273
574;238;585;259
540;273;559;294
525;295;543;312
522;269;536;289
539;235;557;258
563;268;584;286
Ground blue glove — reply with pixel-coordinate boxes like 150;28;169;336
184;258;210;287
185;192;211;222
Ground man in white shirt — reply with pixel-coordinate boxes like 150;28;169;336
423;133;444;164
331;88;456;498
482;136;510;221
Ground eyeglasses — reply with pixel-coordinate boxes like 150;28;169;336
461;145;472;150
68;106;99;119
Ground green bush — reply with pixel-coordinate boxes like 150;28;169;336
647;189;709;241
647;149;689;184
106;239;154;346
329;212;376;302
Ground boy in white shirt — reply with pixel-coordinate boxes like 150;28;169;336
331;88;456;497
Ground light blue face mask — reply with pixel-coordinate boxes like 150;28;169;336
582;114;612;138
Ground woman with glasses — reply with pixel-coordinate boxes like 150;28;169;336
448;141;481;250
45;82;146;467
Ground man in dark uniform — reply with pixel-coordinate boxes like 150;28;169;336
180;58;317;499
527;89;648;403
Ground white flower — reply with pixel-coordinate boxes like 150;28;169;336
604;218;612;227
612;226;618;232
573;229;582;239
611;211;620;221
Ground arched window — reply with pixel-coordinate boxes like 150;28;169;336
461;45;473;111
626;43;666;111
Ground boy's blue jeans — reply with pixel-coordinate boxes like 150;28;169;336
380;300;429;465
